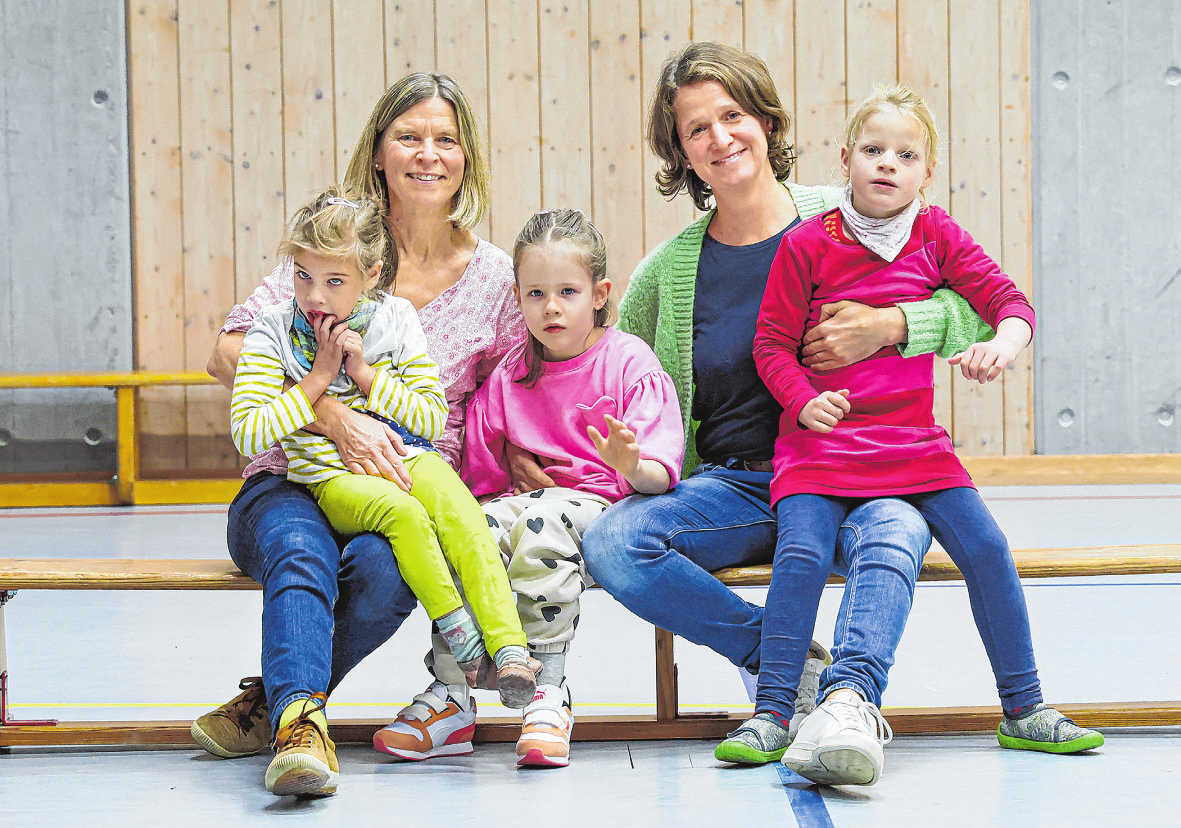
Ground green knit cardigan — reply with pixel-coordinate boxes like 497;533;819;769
616;180;993;476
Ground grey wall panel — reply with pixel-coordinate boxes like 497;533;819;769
1;0;130;473
1034;0;1181;454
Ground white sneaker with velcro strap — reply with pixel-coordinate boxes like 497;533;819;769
516;683;574;768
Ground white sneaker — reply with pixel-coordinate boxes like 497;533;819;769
372;681;476;760
781;695;893;786
789;640;833;741
516;683;574;768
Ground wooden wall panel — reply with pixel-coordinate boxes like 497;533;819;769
486;0;541;249
639;0;695;261
590;1;645;293
177;0;236;470
385;0;436;77
229;1;285;298
124;0;1036;470
949;0;1006;455
129;0;185;473
846;0;898;105
335;0;389;176
999;0;1034;454
793;1;847;187
898;0;953;436
281;0;337;210
539;0;593;215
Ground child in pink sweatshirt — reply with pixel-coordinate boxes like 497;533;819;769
463;209;685;768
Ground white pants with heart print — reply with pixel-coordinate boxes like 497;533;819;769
482;487;611;649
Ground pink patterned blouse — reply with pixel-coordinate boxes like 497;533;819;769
222;238;527;475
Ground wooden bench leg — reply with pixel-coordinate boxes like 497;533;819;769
0;591;58;727
655;627;678;722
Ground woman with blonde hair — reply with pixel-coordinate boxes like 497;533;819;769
196;71;526;797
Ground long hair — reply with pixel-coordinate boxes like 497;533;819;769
342;72;491;291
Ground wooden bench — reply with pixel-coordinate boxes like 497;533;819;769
2;545;1179;748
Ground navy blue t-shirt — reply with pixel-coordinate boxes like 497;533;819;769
692;220;799;464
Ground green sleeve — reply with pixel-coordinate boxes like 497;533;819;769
898;287;995;359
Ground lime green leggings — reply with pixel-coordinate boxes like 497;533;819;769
309;452;525;655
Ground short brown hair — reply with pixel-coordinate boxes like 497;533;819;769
647;42;796;212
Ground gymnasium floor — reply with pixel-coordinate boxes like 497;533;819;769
2;484;1179;826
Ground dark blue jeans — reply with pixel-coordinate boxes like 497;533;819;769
583;464;932;702
910;487;1042;715
227;472;418;730
763;487;1042;721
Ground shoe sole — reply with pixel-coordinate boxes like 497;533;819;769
189;721;264;759
997;728;1105;754
372;737;474;761
266;755;338;797
498;673;538;709
782;744;881;786
713;742;786;765
517;747;569;768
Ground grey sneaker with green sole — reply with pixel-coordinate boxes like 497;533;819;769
714;711;792;765
997;703;1104;754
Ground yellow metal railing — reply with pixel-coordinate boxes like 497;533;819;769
0;373;242;507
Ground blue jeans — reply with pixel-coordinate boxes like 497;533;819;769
584;462;932;690
908;487;1042;715
760;496;930;719
227;472;418;730
583;463;778;671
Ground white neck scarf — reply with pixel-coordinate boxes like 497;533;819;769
838;184;921;262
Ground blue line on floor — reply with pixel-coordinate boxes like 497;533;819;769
776;764;834;828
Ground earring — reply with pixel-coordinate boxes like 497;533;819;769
375;163;382;171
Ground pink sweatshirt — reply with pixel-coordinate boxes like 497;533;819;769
754;206;1036;505
461;327;685;502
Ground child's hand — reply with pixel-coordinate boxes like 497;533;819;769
309;315;347;382
340;330;376;393
799;389;850;433
587;414;641;478
947;317;1031;384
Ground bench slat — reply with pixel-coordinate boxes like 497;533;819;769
0;559;258;590
713;544;1181;586
1;544;1177;591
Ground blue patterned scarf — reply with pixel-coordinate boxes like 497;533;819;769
289;298;378;372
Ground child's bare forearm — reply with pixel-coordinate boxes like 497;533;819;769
624;458;672;495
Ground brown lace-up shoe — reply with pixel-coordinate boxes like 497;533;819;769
265;694;339;797
190;676;271;758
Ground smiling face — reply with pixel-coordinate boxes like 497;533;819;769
374;97;466;214
293;249;380;324
514;242;610;362
673;80;772;198
841;107;935;219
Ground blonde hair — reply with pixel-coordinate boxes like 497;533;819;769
512;209;612;387
343;72;491;289
844;84;940;197
647;42;796;212
277;186;388;298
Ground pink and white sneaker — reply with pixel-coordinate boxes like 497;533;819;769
373;681;476;761
515;683;574;768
